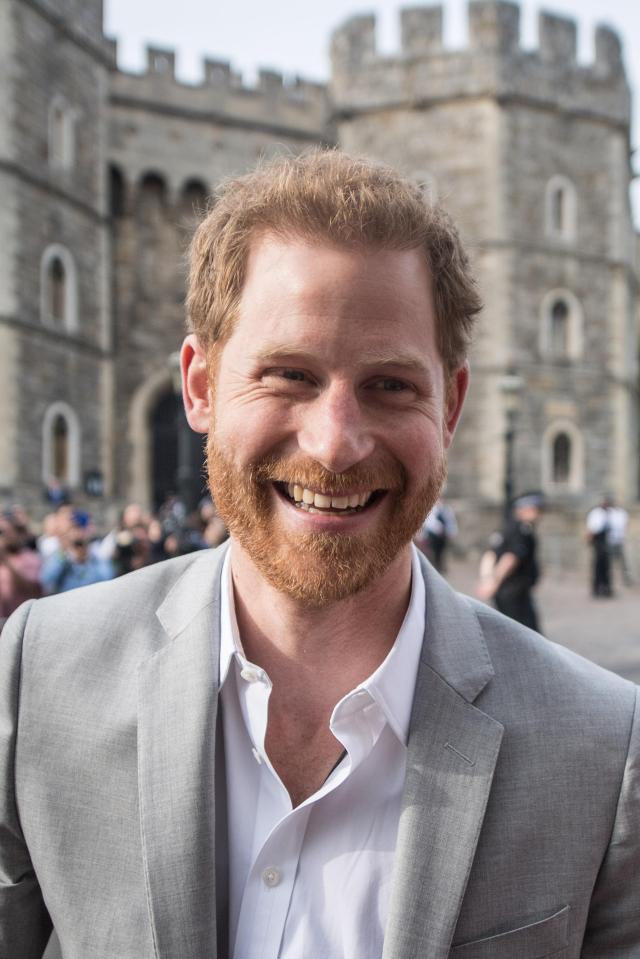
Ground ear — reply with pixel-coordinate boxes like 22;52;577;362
443;362;470;449
181;334;212;434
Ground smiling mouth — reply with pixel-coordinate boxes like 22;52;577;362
275;482;384;514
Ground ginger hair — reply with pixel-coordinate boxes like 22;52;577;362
187;149;482;374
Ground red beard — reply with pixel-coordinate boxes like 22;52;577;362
207;438;446;607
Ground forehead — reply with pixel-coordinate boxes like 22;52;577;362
242;232;430;296
231;233;437;358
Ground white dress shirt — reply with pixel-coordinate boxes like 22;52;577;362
219;546;426;958
586;506;610;537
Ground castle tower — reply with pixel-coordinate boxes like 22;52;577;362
0;0;114;515
331;1;638;542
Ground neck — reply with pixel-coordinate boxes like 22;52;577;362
230;542;413;707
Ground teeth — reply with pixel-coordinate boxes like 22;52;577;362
284;483;375;511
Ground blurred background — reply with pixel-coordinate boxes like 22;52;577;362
0;0;639;575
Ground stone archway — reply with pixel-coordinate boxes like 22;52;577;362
128;370;172;510
128;369;206;513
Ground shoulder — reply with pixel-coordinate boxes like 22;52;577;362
7;546;227;666
34;550;199;613
500;520;531;555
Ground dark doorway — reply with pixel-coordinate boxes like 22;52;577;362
151;392;206;512
109;165;126;218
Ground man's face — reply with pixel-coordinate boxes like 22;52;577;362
516;505;540;525
204;234;467;606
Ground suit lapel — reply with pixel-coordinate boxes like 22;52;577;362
383;556;504;959
138;547;227;959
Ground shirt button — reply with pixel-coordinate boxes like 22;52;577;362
262;867;281;888
240;666;260;683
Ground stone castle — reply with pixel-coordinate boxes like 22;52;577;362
1;0;638;558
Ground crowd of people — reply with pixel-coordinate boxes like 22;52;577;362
0;495;228;632
1;489;634;636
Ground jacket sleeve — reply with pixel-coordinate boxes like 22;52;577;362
581;685;640;956
0;602;52;959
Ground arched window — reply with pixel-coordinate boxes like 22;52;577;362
40;245;78;332
180;178;209;218
52;414;69;481
550;299;569;356
551;432;571;484
137;171;168;223
42;402;81;488
539;290;583;361
545;175;577;242
109;165;126;218
551;188;564;234
49;256;66;325
542;420;584;493
48;97;75;172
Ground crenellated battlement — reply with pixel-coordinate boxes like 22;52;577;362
330;1;629;124
108;42;329;137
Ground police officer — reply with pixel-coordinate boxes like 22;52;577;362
585;495;614;597
476;492;544;632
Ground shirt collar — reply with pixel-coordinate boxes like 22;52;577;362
218;544;426;745
219;547;243;687
343;545;425;745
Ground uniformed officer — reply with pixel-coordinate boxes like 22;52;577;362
585;495;614;597
475;492;544;632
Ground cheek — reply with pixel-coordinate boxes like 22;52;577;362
212;399;288;464
393;422;445;479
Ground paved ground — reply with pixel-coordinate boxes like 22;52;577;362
446;555;640;686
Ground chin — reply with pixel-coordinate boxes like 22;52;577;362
231;521;413;607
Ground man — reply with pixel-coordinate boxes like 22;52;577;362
585;495;614;597
1;152;638;958
475;492;543;631
415;498;458;573
40;522;114;594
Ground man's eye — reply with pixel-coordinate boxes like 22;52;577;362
374;378;410;392
263;368;309;384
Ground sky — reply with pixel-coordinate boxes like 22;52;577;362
104;0;640;222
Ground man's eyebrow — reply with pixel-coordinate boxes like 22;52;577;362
356;350;433;375
254;346;315;365
254;345;432;375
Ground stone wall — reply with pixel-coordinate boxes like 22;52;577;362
2;0;112;517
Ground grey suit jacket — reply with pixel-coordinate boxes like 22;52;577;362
1;544;638;959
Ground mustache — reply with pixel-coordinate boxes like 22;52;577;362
249;454;406;495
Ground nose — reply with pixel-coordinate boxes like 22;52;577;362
297;381;375;474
